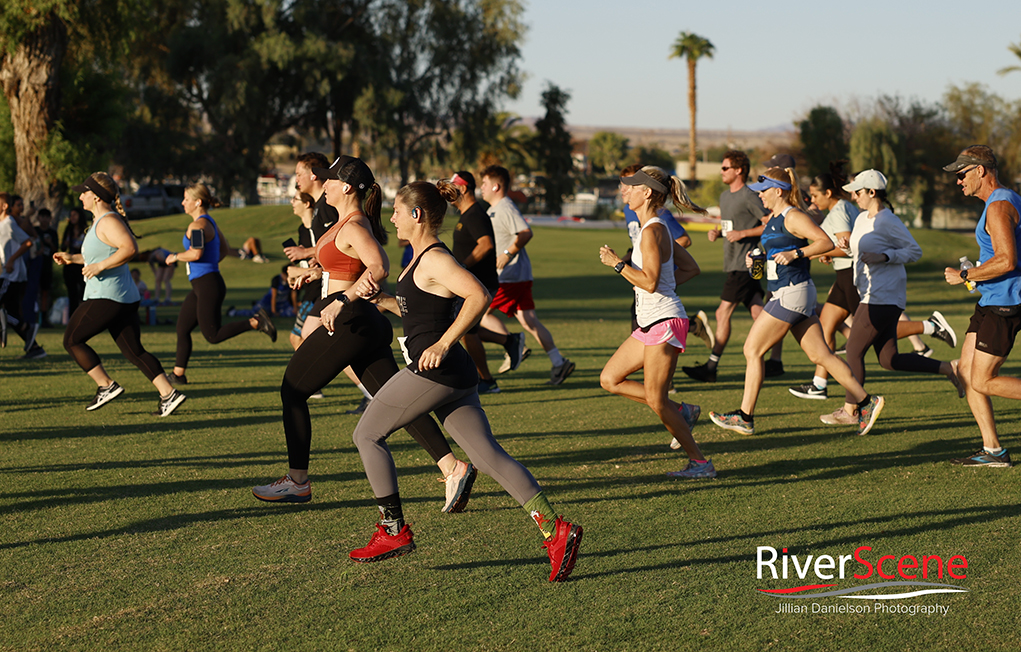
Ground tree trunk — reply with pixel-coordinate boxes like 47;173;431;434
0;12;67;215
687;58;697;185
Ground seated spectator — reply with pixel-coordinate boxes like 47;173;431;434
227;265;297;318
238;236;268;263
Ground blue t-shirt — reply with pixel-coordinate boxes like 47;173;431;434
976;187;1021;307
625;207;687;245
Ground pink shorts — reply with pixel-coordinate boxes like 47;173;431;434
631;317;688;350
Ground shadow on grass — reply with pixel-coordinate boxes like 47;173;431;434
431;502;1021;579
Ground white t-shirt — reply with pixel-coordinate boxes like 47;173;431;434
488;197;533;284
849;208;921;309
0;216;30;282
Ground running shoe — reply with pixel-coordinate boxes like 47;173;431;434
670;402;701;449
948;359;965;398
667;459;717;479
764;359;785;377
252;254;269;264
23;323;39;352
914;345;934;358
681;361;716;383
789;383;827;400
547;359;575;385
167;372;188;386
543;516;582;582
345;397;369;414
690;310;715;350
834;346;847;355
478;378;501;394
310;390;325;399
820;407;856;425
21;345;47;360
950;448;1012;468
152;389;187;417
440;460;477;513
87;381;124;411
502;333;527;373
929;311;957;348
709;409;754;435
349;523;416;563
858;395;885;436
254;306;277;342
252;474;312;503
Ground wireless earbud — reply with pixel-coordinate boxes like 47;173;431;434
492;185;498;191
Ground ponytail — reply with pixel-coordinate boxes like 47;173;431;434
784;168;809;213
668;175;708;215
363;182;387;245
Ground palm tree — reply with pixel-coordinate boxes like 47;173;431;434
997;36;1021;75
669;32;715;184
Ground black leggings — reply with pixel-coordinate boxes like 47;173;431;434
62;264;86;315
64;299;165;381
844;303;942;402
0;279;32;343
175;272;253;368
280;299;452;470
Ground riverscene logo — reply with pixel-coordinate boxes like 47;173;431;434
756;546;968;613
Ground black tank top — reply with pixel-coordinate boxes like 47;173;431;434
396;242;478;389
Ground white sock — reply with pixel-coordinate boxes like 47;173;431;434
813;376;828;389
922;321;935;336
357;383;373;399
985;447;1003;454
547;347;565;367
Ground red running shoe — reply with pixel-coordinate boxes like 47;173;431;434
349;523;416;563
543;517;583;582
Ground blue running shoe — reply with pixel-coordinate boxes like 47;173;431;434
670;402;701;449
667;459;717;479
950;448;1011;468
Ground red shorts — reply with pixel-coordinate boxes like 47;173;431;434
490;281;535;317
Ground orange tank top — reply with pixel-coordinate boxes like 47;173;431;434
315;212;367;281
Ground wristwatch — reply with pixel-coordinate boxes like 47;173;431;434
960;269;969;281
614;261;626;274
337;293;351;305
794;248;804;259
503;249;513;256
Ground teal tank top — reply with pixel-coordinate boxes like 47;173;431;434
82;212;140;303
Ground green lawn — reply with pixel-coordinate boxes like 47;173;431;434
1;208;1018;651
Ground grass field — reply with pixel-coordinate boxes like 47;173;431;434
2;207;1019;651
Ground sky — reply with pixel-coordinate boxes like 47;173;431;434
503;0;1021;131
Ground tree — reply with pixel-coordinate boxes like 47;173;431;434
628;144;674;172
943;83;1021;191
850;117;901;193
588;131;629;175
448;108;533;173
799;106;848;178
669;32;714;184
997;35;1021;76
532;82;573;215
353;0;526;185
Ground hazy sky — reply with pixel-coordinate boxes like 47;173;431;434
503;0;1021;131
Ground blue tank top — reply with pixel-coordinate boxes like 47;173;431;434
82;212;140;303
760;207;811;292
976;187;1021;307
183;214;221;280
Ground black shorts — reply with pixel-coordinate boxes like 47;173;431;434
721;271;764;308
967;304;1021;358
826;267;860;314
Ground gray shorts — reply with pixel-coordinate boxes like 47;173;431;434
763;280;817;325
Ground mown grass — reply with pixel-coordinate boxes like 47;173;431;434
1;208;1019;651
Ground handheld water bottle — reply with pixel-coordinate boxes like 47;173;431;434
959;256;977;293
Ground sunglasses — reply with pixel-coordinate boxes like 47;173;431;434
721;166;732;171
956;166;978;181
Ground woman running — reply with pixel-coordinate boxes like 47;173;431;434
53;173;186;417
346;180;582;582
789;163;957;402
819;170;963;425
165;183;276;384
597;166;715;478
252;156;474;512
708;167;884;436
59;207;89;314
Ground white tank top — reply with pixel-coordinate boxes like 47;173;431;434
632;217;686;328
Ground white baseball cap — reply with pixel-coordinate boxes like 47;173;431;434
842;169;887;192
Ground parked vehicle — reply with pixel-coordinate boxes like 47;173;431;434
122;184;186;218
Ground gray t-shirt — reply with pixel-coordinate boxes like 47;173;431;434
719;185;768;272
489;196;533;283
820;199;858;271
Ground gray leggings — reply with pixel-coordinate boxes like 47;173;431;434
352;367;542;505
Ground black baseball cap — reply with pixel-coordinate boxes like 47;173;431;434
71;174;116;204
764;153;796;169
312;155;374;191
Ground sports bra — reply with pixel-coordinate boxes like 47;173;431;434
315;211;367;281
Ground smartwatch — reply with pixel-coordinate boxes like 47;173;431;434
614;261;626;274
960;269;969;282
337;293;351;305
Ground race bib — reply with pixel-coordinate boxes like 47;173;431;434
766;259;779;281
720;220;734;235
397;336;413;366
320;271;330;299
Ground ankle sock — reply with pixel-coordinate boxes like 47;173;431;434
376;494;405;536
857;395;872;410
547;348;565;367
357;383;373;399
707;353;721;371
813;376;828;389
922;320;936;336
739;410;753;424
985;447;1003;455
523;492;558;540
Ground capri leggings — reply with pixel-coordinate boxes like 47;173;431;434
353;367;543;505
175;272;253;368
280;298;452;470
64;299;165;381
844;303;941;403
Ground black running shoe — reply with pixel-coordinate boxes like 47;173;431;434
255;306;277;343
929;311;958;348
87;382;124;411
547;359;575;385
167;372;188;386
345;397;370;415
503;333;527;372
764;359;785;377
152;389;187;417
681;362;716;383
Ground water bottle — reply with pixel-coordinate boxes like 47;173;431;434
750;247;766;280
959;257;976;293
